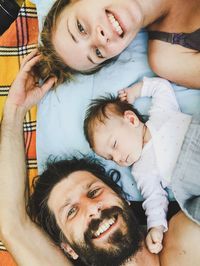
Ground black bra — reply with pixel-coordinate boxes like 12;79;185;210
148;28;200;51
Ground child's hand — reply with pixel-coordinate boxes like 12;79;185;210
146;226;165;254
118;81;143;104
7;49;56;112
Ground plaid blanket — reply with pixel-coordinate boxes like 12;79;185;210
0;1;38;265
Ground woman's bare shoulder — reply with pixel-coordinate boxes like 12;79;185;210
160;212;200;266
148;41;200;89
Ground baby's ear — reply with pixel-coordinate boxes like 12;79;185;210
61;242;79;260
124;110;139;127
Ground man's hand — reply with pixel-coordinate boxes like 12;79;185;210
146;226;165;254
118;81;143;104
6;49;56;112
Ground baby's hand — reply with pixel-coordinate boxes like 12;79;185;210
146;226;165;254
118;81;143;104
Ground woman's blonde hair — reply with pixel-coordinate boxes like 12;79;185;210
34;0;76;86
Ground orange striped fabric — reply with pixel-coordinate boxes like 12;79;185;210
0;251;16;266
0;1;38;265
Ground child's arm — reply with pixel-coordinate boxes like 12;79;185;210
146;225;165;254
119;77;180;113
118;81;143;103
132;168;168;254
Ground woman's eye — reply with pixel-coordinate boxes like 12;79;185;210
77;20;85;34
95;48;103;58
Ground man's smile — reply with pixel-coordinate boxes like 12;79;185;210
93;215;117;239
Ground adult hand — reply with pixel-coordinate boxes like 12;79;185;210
6;49;56;112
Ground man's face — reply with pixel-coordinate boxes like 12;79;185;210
48;170;143;265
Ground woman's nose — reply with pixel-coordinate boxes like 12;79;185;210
95;25;109;46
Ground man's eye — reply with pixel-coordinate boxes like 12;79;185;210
95;48;103;58
88;188;100;198
67;207;77;218
77;20;85;34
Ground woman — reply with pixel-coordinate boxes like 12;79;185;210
36;0;200;88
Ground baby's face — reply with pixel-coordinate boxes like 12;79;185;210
93;112;144;167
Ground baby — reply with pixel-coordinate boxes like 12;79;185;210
83;77;193;254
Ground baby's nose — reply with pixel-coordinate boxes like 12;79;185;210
113;151;121;164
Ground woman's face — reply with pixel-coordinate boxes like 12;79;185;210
52;0;143;71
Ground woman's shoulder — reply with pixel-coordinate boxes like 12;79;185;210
148;40;200;88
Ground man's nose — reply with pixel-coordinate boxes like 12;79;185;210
86;200;102;218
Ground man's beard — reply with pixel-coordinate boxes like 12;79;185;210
70;202;144;266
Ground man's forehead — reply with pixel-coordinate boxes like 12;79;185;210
48;171;103;210
53;170;102;192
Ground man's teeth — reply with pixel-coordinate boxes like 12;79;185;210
94;218;115;237
108;13;123;36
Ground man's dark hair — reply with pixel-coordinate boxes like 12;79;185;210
84;94;145;149
27;155;124;248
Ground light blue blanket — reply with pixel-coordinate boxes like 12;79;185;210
34;0;200;201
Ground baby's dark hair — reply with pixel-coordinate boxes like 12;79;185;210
84;94;145;149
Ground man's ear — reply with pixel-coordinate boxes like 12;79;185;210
61;242;79;260
124;110;139;127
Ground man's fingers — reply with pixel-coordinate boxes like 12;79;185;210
22;54;42;73
20;48;39;68
40;77;56;95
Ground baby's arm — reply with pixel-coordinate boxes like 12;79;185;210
118;81;143;103
118;77;180;113
146;225;165;254
132;167;168;254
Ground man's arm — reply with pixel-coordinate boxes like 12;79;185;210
0;50;72;266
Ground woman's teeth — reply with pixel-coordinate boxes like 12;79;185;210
108;13;123;36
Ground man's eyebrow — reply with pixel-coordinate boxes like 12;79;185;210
86;180;98;189
59;199;70;215
67;19;78;43
59;181;97;213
